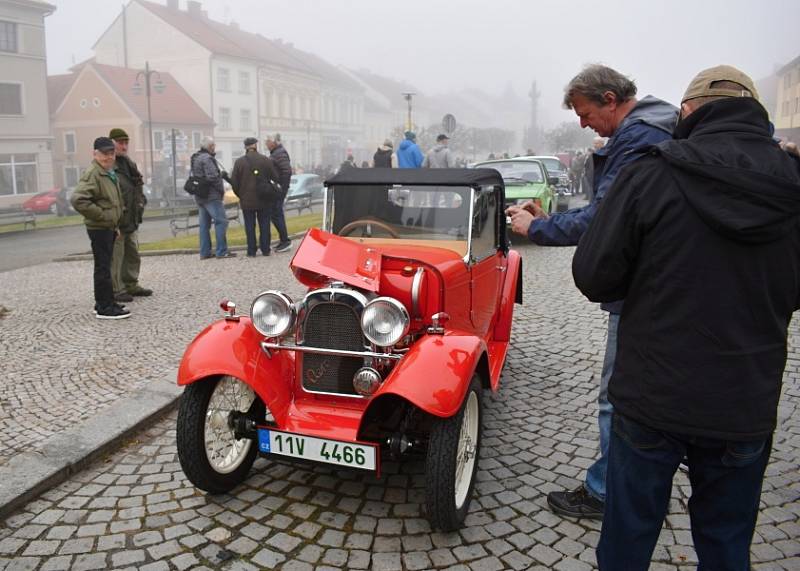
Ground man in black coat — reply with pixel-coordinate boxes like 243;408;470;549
265;134;292;253
573;66;800;570
231;137;280;256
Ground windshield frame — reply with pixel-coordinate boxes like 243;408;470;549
323;183;500;265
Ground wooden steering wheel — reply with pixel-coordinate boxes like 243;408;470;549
339;218;399;238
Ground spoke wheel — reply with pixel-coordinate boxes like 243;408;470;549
177;376;264;494
425;374;483;531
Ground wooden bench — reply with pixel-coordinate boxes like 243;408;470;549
169;202;240;237
0;206;36;230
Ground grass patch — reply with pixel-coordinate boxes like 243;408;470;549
140;212;323;251
0;208;193;234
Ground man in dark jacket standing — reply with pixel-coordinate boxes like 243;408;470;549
573;66;800;570
265;134;292;253
507;64;678;520
231;137;279;256
373;139;393;167
109;128;152;302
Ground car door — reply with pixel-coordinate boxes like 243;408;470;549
469;186;503;337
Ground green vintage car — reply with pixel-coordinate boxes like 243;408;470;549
473;158;557;214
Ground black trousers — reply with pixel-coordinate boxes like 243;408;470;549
87;228;116;308
242;208;271;255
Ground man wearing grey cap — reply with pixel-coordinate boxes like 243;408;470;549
573;66;800;569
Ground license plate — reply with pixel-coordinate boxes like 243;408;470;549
257;428;377;471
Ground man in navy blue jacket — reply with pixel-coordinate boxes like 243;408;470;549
507;64;678;519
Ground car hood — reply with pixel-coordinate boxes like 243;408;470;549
291;228;466;291
504;181;548;199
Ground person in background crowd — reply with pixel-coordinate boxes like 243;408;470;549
422;134;456;168
397;131;424;168
108;128;152;303
231;137;278;257
374;139;394;167
191;136;236;259
360;160;370;168
507;64;678;521
569;150;585;194
582;136;607;200
573;65;800;571
71;137;129;319
339;154;357;172
265;134;293;253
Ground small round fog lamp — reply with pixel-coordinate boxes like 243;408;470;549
353;367;382;397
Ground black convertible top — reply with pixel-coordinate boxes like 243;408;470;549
326;168;503;188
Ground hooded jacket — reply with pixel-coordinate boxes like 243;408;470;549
373;146;393;168
422;143;455;168
397;139;424;168
572;97;800;440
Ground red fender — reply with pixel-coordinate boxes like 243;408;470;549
367;331;486;420
493;249;522;342
177;318;294;424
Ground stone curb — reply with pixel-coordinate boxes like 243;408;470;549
52;231;307;262
0;375;182;521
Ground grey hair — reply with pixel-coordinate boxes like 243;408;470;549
563;64;637;109
265;133;281;143
200;136;215;150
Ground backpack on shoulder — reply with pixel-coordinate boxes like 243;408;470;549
245;153;283;200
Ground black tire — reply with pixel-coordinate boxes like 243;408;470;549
425;375;483;531
176;377;263;494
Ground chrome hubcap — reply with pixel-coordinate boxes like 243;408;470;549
204;376;256;474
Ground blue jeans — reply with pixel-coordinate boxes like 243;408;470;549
268;197;289;243
597;413;770;571
242;208;270;255
197;199;229;257
585;312;618;501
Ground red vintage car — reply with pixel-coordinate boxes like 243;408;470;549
176;168;523;530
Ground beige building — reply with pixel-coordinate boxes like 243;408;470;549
775;55;800;143
48;61;214;196
0;0;55;208
92;0;366;170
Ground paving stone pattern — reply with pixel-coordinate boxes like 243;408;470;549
1;240;799;570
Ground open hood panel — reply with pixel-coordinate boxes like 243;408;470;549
290;228;382;292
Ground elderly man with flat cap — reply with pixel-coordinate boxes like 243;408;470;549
573;66;800;570
71;137;130;319
108;128;152;302
231;137;280;256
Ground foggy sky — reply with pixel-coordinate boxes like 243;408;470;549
45;0;800;129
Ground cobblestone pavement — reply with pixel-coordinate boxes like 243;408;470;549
1;239;798;570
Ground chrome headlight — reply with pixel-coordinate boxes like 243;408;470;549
250;291;295;337
361;297;410;347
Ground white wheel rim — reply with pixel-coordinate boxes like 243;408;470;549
454;391;479;509
204;376;256;474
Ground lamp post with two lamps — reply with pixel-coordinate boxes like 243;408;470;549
132;61;165;189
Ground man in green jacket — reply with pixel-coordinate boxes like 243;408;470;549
109;128;152;302
70;137;130;320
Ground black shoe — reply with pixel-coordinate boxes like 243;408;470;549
275;240;292;253
128;287;153;297
546;486;604;520
217;252;237;258
200;254;215;260
114;292;134;302
262;250;271;256
95;305;131;320
246;253;257;258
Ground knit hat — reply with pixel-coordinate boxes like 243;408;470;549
108;128;129;141
404;131;416;141
681;65;759;104
382;139;393;149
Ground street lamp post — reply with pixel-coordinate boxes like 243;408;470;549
132;61;165;190
401;92;415;131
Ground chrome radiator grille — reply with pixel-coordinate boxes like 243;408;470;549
301;301;365;395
